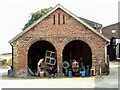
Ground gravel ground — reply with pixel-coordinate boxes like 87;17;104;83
0;77;95;88
94;61;120;88
0;61;119;89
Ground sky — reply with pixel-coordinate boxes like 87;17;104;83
0;0;119;54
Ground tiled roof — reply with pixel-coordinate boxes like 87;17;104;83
79;17;102;29
9;4;110;43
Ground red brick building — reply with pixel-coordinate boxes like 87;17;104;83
102;23;120;60
9;4;110;77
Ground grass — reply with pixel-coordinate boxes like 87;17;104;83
0;53;12;55
0;58;6;61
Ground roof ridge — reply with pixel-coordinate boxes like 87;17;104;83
9;3;110;43
103;22;120;28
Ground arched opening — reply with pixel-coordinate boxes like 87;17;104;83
62;40;92;76
28;40;57;74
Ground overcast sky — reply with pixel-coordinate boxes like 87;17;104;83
0;0;119;54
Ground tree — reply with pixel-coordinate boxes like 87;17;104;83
23;7;52;30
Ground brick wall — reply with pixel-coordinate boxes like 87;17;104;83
12;9;108;77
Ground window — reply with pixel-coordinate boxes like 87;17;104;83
44;50;56;65
45;57;56;65
53;14;65;25
58;13;60;25
112;30;116;33
63;15;65;24
53;15;55;25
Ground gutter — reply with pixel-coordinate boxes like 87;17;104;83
10;43;13;70
104;43;110;64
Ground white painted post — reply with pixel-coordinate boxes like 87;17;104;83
100;67;102;76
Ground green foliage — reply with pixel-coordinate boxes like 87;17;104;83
23;7;52;30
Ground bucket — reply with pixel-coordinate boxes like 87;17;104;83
68;70;72;77
8;69;12;75
81;65;85;70
40;72;44;78
81;71;85;77
86;70;89;76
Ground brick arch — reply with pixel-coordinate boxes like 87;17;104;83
62;40;92;75
60;37;94;54
27;39;57;74
27;38;57;51
59;37;106;73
